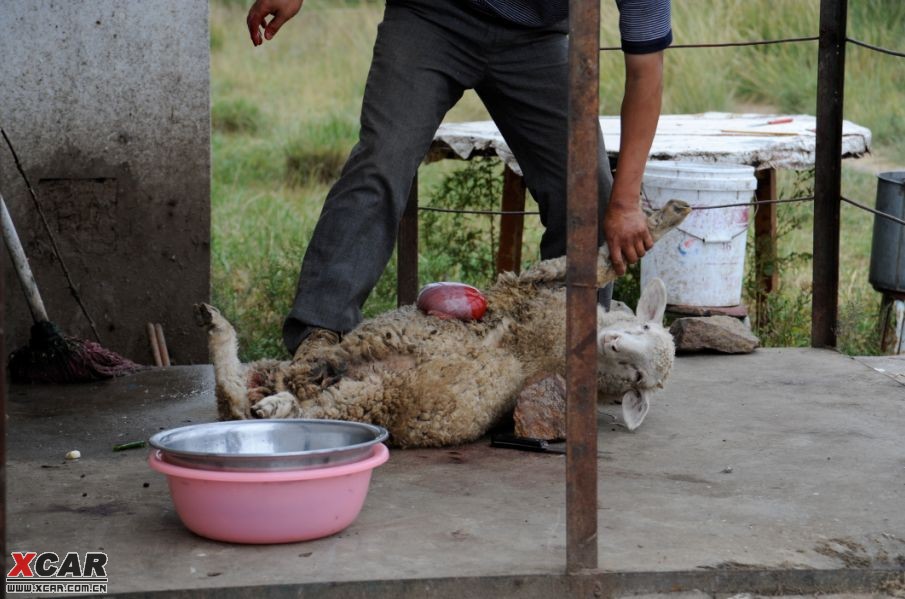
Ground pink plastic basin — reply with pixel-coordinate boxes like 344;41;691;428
148;443;389;544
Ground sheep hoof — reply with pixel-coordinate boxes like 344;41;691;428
308;359;346;389
193;303;222;329
252;392;296;419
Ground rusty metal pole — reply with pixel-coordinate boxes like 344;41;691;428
812;0;847;347
566;0;600;573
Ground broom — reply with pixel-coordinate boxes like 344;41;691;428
2;193;143;383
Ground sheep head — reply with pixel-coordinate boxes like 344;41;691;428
596;278;675;431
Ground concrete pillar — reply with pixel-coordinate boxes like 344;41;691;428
0;0;211;364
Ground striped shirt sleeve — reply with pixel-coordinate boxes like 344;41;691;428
468;0;568;27
616;0;672;54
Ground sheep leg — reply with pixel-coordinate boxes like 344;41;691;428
593;199;693;287
251;391;300;419
253;377;386;425
193;303;251;420
510;199;692;288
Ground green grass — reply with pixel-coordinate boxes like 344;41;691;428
211;0;905;360
212;98;263;133
283;114;359;186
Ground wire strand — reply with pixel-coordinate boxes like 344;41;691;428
691;196;815;210
846;37;905;59
841;196;905;227
600;36;819;52
419;196;818;215
418;196;905;231
418;206;540;216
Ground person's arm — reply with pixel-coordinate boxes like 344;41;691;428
603;50;664;276
246;0;304;46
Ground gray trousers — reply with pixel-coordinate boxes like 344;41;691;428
284;0;614;353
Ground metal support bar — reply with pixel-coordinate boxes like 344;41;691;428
495;166;527;275
397;174;419;307
1;235;6;575
812;0;847;348
566;0;600;573
754;168;778;328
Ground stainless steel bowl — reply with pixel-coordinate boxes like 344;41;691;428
148;419;389;472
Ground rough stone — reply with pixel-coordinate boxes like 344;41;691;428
513;373;566;441
670;315;760;354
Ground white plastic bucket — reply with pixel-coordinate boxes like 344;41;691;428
640;161;757;307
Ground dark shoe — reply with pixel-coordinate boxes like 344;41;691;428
292;327;341;362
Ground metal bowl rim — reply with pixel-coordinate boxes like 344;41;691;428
148;419;389;461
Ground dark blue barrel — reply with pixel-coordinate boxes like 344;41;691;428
869;172;905;294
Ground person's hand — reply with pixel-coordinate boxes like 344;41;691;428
605;51;663;276
603;200;653;276
247;0;303;46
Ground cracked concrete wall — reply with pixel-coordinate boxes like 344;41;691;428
0;0;211;364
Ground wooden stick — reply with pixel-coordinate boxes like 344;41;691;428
719;129;801;136
0;194;49;322
155;323;171;367
147;323;162;367
1;127;102;342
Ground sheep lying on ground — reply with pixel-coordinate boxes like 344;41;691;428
197;200;691;447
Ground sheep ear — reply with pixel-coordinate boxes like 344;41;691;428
608;299;635;316
621;389;650;431
636;278;667;323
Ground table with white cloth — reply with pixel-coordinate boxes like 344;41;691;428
395;112;872;310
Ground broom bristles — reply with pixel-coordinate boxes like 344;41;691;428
9;321;145;384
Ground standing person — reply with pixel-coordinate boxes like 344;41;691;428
244;0;672;358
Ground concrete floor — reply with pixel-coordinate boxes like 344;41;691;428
7;348;905;598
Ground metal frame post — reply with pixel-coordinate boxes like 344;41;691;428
566;0;600;573
812;0;848;347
